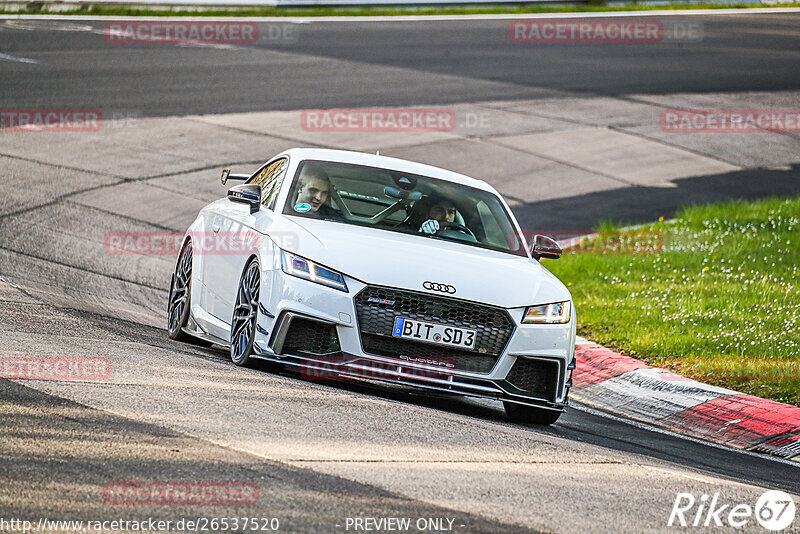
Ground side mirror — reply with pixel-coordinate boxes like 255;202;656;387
228;184;261;214
531;234;562;260
221;169;250;185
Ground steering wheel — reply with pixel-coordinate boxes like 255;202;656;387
437;221;477;240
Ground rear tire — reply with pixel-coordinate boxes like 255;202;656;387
504;402;562;425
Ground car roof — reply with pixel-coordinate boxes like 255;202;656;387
278;148;497;194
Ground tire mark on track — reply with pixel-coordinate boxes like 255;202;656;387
186;117;327;148
0;280;219;362
480;97;746;169
61;199;180;232
0;153;263;222
0;245;167;292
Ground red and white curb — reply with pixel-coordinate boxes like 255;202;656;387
570;337;800;461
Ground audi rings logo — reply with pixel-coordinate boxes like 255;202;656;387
423;281;456;294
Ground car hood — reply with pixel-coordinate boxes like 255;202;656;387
268;216;571;309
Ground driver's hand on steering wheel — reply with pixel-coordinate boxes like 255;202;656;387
420;219;440;235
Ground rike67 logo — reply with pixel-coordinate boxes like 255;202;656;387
668;490;796;531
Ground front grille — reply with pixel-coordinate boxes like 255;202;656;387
505;358;559;401
354;286;515;373
282;318;341;355
361;334;498;374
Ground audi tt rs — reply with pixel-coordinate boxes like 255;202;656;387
168;148;576;424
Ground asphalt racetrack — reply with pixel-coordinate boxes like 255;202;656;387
1;11;799;533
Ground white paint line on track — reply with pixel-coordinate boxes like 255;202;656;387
0;51;38;63
2;19;93;30
1;7;800;22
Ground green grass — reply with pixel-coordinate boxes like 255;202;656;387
3;2;799;17
545;196;800;406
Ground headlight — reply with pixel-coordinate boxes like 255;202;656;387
280;250;348;292
522;301;571;324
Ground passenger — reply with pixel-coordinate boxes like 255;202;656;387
293;166;341;219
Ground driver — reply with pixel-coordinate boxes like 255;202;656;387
419;199;457;234
293;166;341;219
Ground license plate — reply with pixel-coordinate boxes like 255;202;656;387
392;317;476;350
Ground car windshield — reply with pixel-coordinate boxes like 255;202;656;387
282;160;528;258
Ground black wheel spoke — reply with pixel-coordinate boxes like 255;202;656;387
233;320;248;341
169;300;183;318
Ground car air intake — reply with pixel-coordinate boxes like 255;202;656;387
282;318;341;356
505;358;559;401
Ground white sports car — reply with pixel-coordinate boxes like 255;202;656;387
168;148;576;424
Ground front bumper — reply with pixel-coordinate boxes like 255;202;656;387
252;269;575;411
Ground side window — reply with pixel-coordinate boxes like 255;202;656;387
249;158;289;209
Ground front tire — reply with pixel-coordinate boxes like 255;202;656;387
504;402;562;425
230;258;260;367
167;240;194;342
